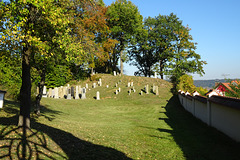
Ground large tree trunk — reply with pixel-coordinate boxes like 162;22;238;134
159;60;164;79
18;45;31;128
120;51;123;75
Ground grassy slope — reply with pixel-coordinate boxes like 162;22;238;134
1;74;240;160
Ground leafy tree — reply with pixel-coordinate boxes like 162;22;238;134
169;20;206;82
106;0;143;74
0;0;85;128
176;74;196;94
129;26;156;77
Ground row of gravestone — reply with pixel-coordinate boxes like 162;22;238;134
39;85;87;100
38;79;159;100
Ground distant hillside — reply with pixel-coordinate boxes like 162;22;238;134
194;79;228;89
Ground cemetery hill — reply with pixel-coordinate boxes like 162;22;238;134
0;0;240;160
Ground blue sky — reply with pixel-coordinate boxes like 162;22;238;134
104;0;240;80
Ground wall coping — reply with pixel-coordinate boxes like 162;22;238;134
208;95;240;110
193;95;208;104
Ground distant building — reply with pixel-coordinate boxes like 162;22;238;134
215;80;240;96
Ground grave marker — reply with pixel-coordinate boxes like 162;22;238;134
96;91;100;100
75;86;80;99
81;87;86;99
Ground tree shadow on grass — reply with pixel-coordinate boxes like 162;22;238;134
0;100;132;160
157;95;240;160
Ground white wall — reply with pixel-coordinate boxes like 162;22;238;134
178;93;240;142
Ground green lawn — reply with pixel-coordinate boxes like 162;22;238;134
1;75;240;159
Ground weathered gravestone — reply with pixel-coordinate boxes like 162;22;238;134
75;86;80;99
54;87;59;99
71;87;74;97
93;83;96;88
131;82;133;87
49;88;52;98
155;86;159;95
67;88;71;99
145;85;149;94
42;86;47;97
81;87;86;99
52;89;55;98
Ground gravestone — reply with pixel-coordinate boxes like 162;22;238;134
42;86;47;97
106;85;109;88
115;90;118;95
113;71;116;76
75;86;80;99
127;82;130;87
81;87;86;99
140;91;143;95
49;88;52;98
115;83;118;87
65;87;68;97
54;87;59;99
99;79;102;86
154;72;157;78
96;91;100;100
67;88;71;99
118;87;121;92
131;82;133;87
146;85;149;94
93;83;96;88
52;88;55;98
59;86;64;98
153;85;156;93
71;87;74;97
155;86;159;95
0;90;6;108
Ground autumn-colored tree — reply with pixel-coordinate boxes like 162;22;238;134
71;0;117;74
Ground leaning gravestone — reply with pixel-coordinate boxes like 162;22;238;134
96;91;100;100
81;87;86;99
75;86;80;99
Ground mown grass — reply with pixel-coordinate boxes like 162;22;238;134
1;74;240;159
